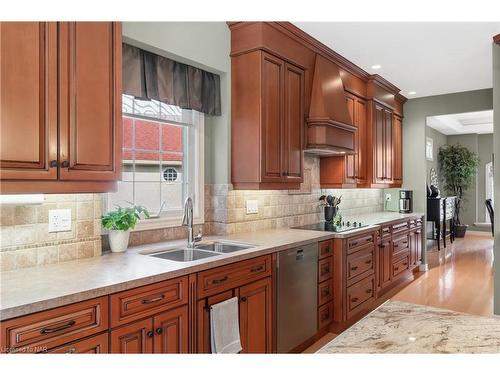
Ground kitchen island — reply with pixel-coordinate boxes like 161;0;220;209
317;300;500;353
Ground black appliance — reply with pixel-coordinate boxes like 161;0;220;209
399;190;413;213
293;221;368;233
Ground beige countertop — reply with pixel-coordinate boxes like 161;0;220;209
0;212;422;321
317;300;500;353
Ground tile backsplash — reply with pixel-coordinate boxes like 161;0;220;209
205;156;383;235
0;194;102;271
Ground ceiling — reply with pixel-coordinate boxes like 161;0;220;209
293;22;500;98
427;110;493;135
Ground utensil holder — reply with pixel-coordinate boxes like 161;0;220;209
324;206;338;222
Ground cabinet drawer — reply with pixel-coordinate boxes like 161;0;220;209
380;225;391;238
110;276;188;327
319;240;333;259
318;280;333;306
346;245;375;284
318;257;333;283
392;234;410;257
318;302;333;329
391;220;410;235
346;275;375;320
45;332;108;354
1;296;108;353
197;255;271;298
347;233;375;253
393;255;410;278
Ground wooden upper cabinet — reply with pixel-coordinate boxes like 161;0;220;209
283;63;304;183
231;49;304;189
0;22;121;193
0;22;58;180
261;52;284;183
384;110;393;182
58;22;122;182
373;104;386;184
392;114;403;185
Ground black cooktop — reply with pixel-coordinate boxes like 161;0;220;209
293;221;368;233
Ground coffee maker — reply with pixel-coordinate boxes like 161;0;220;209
399;190;413;213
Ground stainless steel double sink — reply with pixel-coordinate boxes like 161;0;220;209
143;241;255;262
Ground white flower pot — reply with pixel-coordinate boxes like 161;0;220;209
108;230;131;253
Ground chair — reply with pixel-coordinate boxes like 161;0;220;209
485;199;494;237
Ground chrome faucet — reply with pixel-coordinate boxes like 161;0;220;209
182;196;202;248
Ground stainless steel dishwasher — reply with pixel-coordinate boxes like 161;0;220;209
276;242;318;353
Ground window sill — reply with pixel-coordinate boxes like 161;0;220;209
131;216;204;232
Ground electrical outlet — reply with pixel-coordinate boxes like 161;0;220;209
48;209;72;232
385;193;392;202
246;200;259;214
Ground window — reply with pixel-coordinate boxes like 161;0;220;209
105;94;204;230
163;167;178;182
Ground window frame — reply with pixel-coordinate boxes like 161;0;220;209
105;102;204;232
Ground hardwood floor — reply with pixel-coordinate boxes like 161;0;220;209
393;231;494;317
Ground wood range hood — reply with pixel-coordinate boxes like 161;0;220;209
305;54;356;156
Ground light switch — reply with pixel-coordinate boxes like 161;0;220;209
246;200;259;214
48;209;72;232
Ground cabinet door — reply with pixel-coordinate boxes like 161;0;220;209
46;333;108;354
283;63;304;183
392;114;403;184
110;318;153;354
238;277;272;354
378;239;392;290
344;95;356;184
196;290;235;353
355;98;367;184
261;52;284;183
0;22;58;180
373;105;385;183
58;22;122;181
153;306;189;353
384;109;393;182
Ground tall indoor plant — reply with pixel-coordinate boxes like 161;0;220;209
102;205;149;252
438;143;479;237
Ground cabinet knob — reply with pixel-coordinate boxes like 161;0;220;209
240;297;247;303
50;160;58;168
61;160;70;168
155;327;163;335
147;330;154;338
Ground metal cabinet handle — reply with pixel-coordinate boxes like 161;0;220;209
365;259;372;265
212;276;228;284
50;160;58;168
250;265;264;273
321;311;330;321
61;160;70;168
351;266;358;271
350;241;358;247
40;320;76;335
65;347;76;354
351;297;359;302
155;327;163;335
147;330;154;338
240;297;247;303
321;289;330;297
366;289;372;294
142;294;165;304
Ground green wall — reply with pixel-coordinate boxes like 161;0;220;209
477;134;494;223
425;126;447;187
122;22;231;184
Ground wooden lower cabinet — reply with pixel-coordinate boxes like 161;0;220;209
111;306;188;354
196;277;272;353
238;277;272;353
110;318;153;354
153;306;189;354
378;238;392;291
46;333;108;354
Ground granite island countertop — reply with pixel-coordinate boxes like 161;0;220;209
0;212;423;321
317;300;500;353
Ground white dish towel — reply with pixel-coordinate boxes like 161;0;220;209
210;297;243;354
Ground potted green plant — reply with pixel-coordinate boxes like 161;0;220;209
102;205;149;253
438;143;479;238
